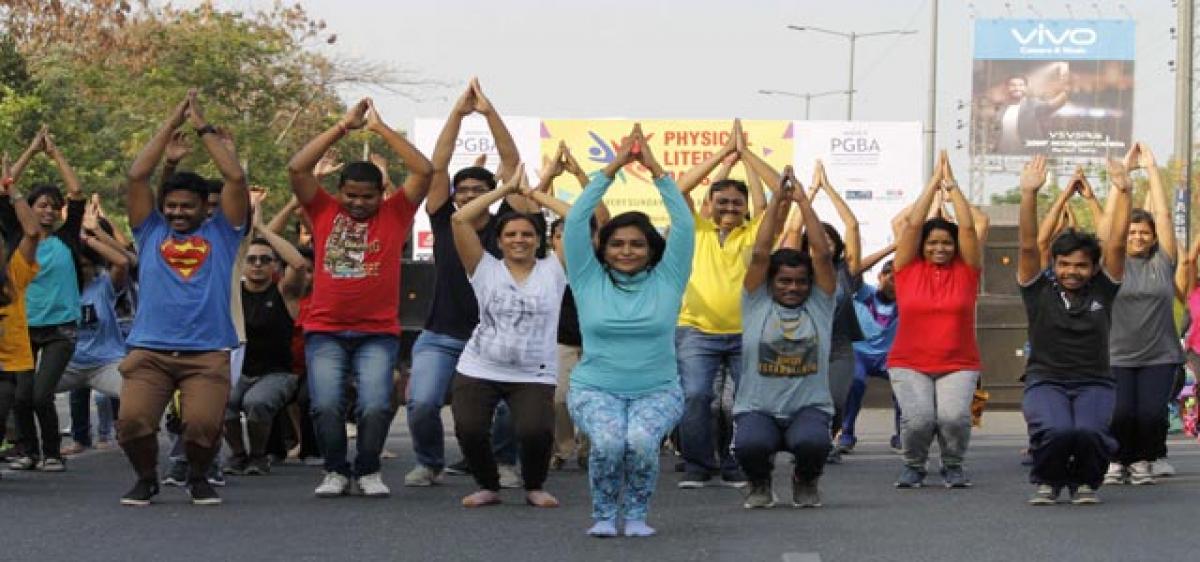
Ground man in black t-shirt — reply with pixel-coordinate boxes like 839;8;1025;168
1016;156;1131;506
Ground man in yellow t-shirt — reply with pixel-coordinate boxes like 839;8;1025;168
672;122;776;488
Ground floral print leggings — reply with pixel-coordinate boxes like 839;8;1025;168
567;384;684;521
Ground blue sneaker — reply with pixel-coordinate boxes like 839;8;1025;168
835;433;856;454
894;466;926;488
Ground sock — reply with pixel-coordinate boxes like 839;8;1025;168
587;519;617;538
623;519;656;537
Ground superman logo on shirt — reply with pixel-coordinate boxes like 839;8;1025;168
159;235;211;281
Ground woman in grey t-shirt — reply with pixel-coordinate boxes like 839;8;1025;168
733;167;837;509
1105;144;1184;486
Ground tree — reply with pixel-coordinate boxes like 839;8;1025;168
0;0;443;232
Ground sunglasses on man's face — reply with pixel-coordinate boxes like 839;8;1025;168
246;255;275;265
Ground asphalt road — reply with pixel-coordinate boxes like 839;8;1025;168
1;409;1197;562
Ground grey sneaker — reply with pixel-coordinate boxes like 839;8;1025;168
224;455;249;475
941;465;972;488
1027;484;1059;506
1102;462;1127;485
1150;459;1175;477
1128;461;1154;486
894;466;926;488
1070;485;1101;505
404;465;444;487
792;477;822;508
742;479;776;509
357;472;391;497
8;455;37;471
39;457;66;472
497;464;522;489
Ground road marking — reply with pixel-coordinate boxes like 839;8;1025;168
782;553;822;562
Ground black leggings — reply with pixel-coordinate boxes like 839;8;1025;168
450;373;553;492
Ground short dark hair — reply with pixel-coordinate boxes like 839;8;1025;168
880;259;895;274
768;248;813;283
1007;75;1028;85
708;179;749;200
1050;228;1102;265
800;222;846;264
920;217;960;256
1129;209;1156;236
452;166;497;193
206;179;224;196
595;211;666;287
338;161;384;191
297;246;315;261
248;237;280;260
26;184;64;209
495;211;548;259
160;172;211;204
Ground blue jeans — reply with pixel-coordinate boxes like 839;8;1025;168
306;331;399;477
732;408;832;482
676;326;742;474
842;351;901;439
1024;378;1116;489
407;330;516;470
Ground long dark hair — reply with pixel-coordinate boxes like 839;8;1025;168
799;222;846;264
0;231;11;311
495;211;548;259
594;211;665;290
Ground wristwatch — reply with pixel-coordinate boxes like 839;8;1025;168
195;124;218;137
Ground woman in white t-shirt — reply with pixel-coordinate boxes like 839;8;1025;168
450;165;569;508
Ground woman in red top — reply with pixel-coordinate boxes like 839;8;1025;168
888;151;984;489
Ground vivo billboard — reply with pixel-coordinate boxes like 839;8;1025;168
971;19;1134;158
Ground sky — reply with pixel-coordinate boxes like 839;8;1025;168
180;0;1183;197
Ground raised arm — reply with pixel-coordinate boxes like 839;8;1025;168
531;153;572;219
1137;144;1177;261
793;168;836;295
856;244;897;277
1103;158;1133;281
677;120;740;212
41;132;83;200
1075;172;1105;232
160;130;192;189
128;94;190;228
264;196;300;236
1017;155;1048;285
3;162;44;264
9;128;43;181
561;144;609;225
452;165;520;276
80;202;129;289
184;92;248;227
365;99;433;206
940;151;981;269
1038;173;1077;260
814;160;861;273
472;78;533;214
895;154;944;270
427;85;476;215
288;99;369;205
745;168;792;292
1177;234;1200;302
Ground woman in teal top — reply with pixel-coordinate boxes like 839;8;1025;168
565;125;694;539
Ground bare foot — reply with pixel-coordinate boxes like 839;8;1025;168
525;490;560;508
462;490;502;508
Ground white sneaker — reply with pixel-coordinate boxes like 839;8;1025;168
404;465;443;487
1151;459;1176;477
314;472;350;498
1102;462;1127;485
357;472;391;497
498;464;522;489
1128;461;1155;485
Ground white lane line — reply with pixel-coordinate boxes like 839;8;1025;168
782;552;822;562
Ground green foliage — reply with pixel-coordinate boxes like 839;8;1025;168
0;2;407;233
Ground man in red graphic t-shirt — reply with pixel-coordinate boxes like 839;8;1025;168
287;97;432;498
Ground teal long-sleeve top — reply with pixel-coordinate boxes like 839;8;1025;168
564;173;694;396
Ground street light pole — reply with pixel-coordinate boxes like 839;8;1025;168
758;89;854;119
787;25;916;121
